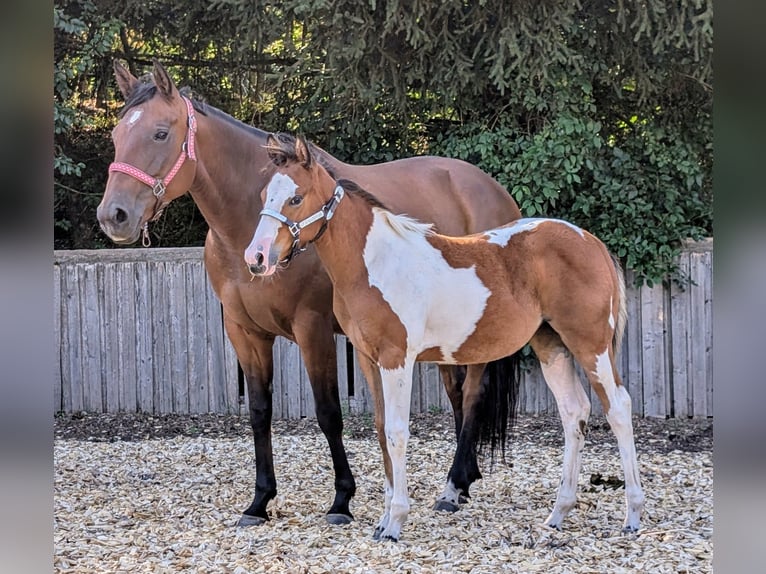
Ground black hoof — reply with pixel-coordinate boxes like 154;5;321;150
237;514;268;527
381;534;399;542
622;525;639;535
433;499;460;513
372;526;384;540
325;513;353;526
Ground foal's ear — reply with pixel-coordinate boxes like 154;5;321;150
265;133;288;166
152;59;177;99
295;136;313;169
113;60;139;100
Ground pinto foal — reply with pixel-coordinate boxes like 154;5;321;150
245;134;644;541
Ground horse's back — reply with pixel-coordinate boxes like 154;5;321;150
325;155;520;235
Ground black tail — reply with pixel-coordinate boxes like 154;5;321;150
478;353;521;467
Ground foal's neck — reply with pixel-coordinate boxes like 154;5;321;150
310;183;377;287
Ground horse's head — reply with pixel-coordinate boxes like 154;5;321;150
97;60;197;245
244;133;342;276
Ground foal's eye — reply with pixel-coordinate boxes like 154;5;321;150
154;130;168;141
289;195;303;206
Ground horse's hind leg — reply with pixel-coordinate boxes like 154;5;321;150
434;363;486;512
530;325;592;530
294;321;356;525
438;365;466;440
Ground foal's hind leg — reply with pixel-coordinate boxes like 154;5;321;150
575;346;644;532
434;363;486;512
530;326;591;530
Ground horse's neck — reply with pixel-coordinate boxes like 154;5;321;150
188;108;270;245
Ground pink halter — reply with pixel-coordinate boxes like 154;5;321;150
108;95;197;246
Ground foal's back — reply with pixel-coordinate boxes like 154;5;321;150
320;154;521;235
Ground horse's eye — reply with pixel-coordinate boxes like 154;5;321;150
289;195;303;206
154;130;168;141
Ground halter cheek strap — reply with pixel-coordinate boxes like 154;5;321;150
108;95;198;246
259;184;345;264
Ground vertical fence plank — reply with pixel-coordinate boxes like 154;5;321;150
703;250;714;417
640;282;668;417
54;264;62;413
279;338;303;418
221;318;242;415
100;264;121;413
135;261;154;413
350;347;371;415
206;281;229;413
625;272;644;416
186;261;207;413
669;252;691;417
690;250;712;417
118;262;139;412
61;265;81;412
80;264;103;412
336;335;350;409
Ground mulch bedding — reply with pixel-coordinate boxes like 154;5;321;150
54;412;712;573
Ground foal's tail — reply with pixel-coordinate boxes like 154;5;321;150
611;253;628;354
478;353;521;466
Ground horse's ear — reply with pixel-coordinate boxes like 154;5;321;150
295;136;313;169
152;59;177;99
113;60;139;100
265;133;287;166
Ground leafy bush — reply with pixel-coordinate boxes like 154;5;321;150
431;83;711;285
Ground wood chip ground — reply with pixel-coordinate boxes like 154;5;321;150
54;413;712;573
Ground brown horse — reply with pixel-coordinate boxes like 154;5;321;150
245;134;644;541
96;61;522;526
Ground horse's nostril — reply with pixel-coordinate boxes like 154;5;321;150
255;252;264;266
114;207;128;224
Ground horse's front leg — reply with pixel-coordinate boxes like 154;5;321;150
355;352;393;538
377;359;415;542
223;317;278;527
294;321;356;525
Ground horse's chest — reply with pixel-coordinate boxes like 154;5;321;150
361;220;490;363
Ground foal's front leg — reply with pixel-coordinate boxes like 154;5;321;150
376;359;415;541
355;352;394;537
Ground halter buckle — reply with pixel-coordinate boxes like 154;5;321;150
152;180;166;197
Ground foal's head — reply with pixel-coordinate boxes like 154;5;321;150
245;133;340;276
97;60;197;245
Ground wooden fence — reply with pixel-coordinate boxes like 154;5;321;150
54;241;712;419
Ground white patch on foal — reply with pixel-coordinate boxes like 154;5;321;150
363;208;490;363
484;218;585;247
